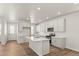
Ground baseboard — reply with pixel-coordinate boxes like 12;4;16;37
66;46;79;52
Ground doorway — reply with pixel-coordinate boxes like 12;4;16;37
7;22;18;40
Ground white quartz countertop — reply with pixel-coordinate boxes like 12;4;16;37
51;36;66;38
31;37;49;41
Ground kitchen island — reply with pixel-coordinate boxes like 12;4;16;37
29;36;49;56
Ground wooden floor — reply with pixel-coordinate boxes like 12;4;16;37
0;40;79;56
46;46;79;56
0;40;37;56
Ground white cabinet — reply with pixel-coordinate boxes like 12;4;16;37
57;17;65;32
53;19;58;32
36;16;66;33
47;17;65;32
29;38;49;56
51;37;66;49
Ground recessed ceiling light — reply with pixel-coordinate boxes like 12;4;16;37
30;16;33;18
46;17;49;19
57;11;61;15
37;7;40;10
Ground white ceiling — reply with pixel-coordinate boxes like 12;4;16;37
0;3;79;23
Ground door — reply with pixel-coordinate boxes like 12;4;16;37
7;22;18;40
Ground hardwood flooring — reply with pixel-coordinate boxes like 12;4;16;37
0;40;37;56
0;40;79;56
46;46;79;56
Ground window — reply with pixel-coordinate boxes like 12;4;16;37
9;25;15;34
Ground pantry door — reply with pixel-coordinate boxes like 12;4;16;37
7;23;18;40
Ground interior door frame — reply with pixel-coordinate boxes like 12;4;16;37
7;22;18;41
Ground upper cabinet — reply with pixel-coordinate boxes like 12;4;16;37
47;16;66;32
57;17;66;32
36;16;66;33
52;19;58;32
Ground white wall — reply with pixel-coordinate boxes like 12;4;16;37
66;12;79;51
37;11;79;52
0;20;7;45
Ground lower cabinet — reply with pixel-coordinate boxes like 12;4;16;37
51;37;66;49
29;39;49;56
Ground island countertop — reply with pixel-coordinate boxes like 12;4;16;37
31;36;49;41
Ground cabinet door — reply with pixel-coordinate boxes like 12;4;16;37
53;19;58;32
57;18;65;32
55;38;65;48
51;38;56;46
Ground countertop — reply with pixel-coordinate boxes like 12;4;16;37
31;36;49;41
51;36;66;38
